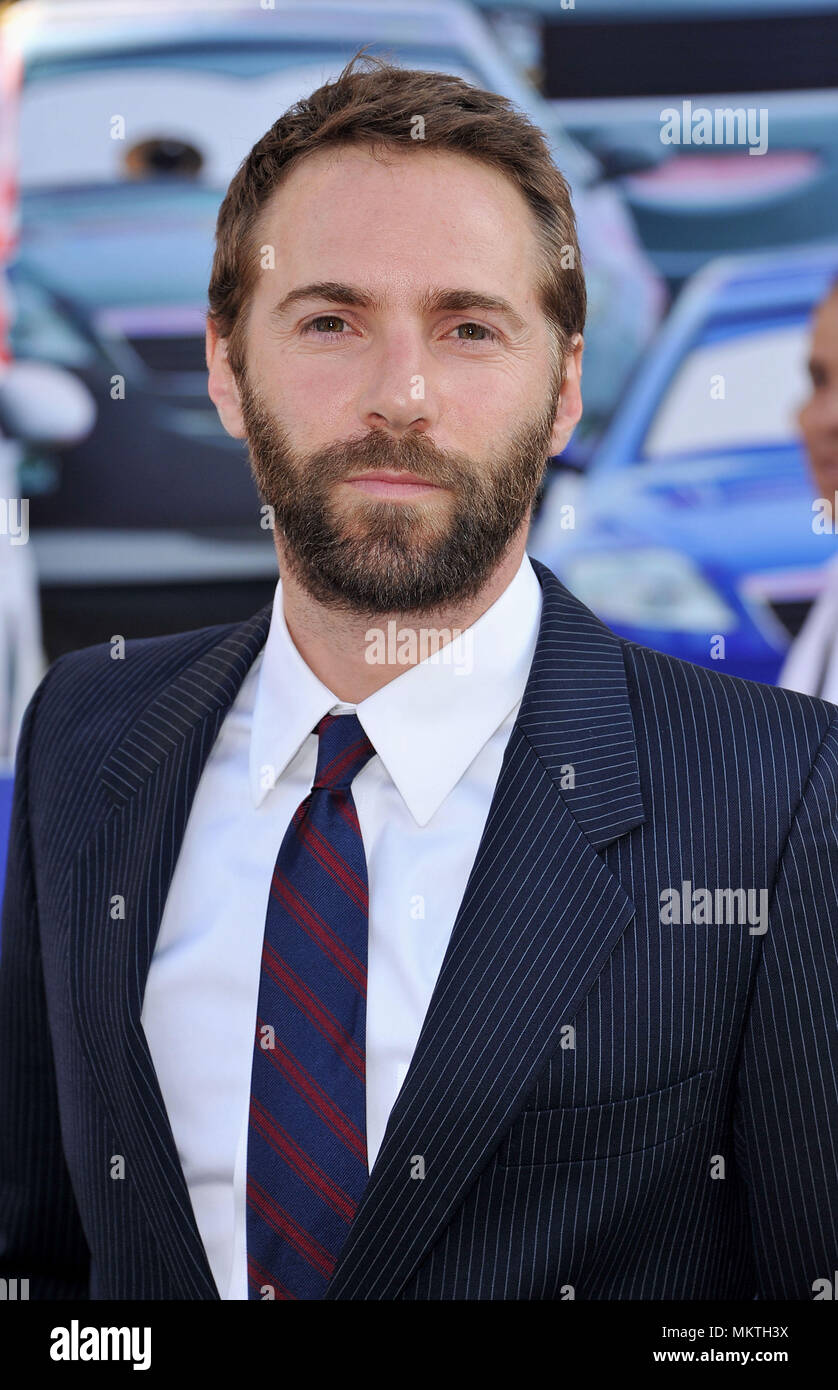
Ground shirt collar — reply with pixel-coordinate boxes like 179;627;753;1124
250;553;543;826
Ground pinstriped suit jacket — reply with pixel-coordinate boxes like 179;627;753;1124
1;557;837;1300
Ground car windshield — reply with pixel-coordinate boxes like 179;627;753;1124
641;318;811;461
20;41;484;190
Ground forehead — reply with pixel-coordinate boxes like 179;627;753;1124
251;142;541;303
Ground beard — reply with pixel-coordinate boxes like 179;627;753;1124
238;364;562;616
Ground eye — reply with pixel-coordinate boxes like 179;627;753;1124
450;322;501;346
300;314;350;339
298;316;501;346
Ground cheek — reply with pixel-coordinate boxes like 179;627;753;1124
441;372;520;430
274;363;355;439
799;400;823;442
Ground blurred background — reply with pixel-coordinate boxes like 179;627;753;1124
1;0;836;893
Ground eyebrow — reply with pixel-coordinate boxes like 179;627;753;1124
271;281;528;335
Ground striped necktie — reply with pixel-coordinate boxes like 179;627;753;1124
246;712;377;1299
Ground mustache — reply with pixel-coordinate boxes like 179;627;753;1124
308;429;466;490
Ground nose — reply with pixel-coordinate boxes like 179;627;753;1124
356;327;440;436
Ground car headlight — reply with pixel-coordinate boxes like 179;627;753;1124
562;548;738;632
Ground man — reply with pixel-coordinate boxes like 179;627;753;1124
780;279;838;702
1;53;836;1302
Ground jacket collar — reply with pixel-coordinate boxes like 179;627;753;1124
99;558;645;849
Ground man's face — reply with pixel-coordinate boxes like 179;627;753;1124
208;142;582;614
800;288;838;507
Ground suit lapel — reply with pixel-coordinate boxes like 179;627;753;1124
325;559;646;1298
68;605;273;1298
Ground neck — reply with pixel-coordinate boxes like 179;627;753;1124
275;529;528;703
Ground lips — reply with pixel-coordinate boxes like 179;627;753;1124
346;470;438;487
343;470;443;498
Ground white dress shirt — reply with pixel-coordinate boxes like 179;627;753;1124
141;552;543;1299
779;554;838;704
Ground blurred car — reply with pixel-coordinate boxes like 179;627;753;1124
3;0;664;655
529;242;838;686
0;30;96;911
530;0;838;288
0;362;96;747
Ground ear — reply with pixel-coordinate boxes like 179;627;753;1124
206;316;247;440
548;333;583;457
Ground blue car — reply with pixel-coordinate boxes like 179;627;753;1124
529;243;838;686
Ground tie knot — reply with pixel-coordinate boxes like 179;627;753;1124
312;712;376;793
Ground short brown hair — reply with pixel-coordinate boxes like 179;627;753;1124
207;48;586;381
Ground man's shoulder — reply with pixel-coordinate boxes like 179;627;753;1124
22;611;264;784
44;613;245;701
619;634;838;751
533;557;838;751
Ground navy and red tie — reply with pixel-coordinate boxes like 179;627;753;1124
246;712;377;1300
